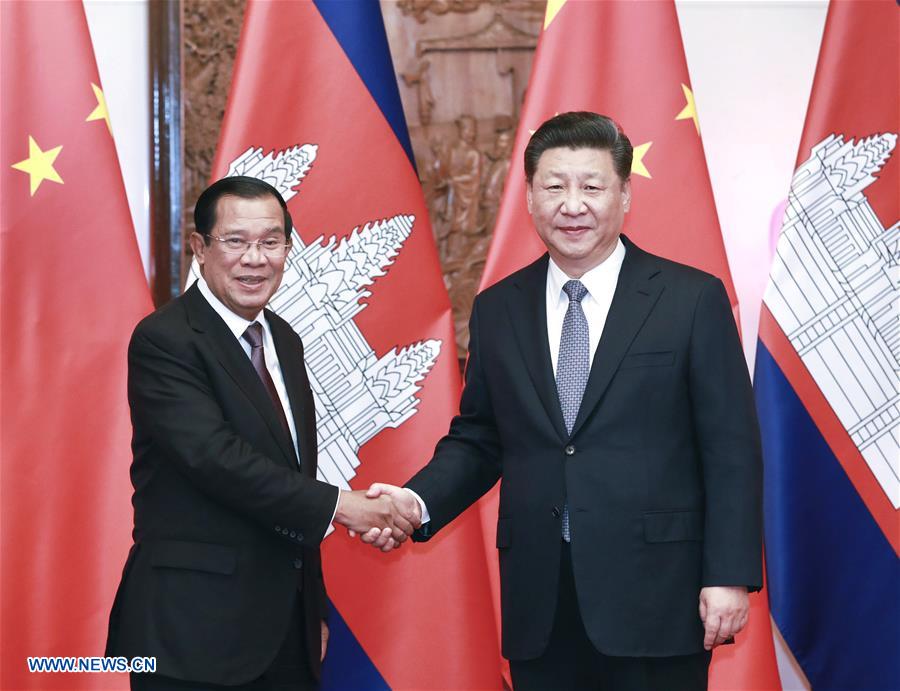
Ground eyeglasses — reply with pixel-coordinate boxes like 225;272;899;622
208;234;292;257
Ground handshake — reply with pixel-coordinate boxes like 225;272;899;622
333;483;422;552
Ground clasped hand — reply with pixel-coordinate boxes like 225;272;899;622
334;484;422;552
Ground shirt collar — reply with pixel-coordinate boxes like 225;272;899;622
195;275;273;346
547;236;626;305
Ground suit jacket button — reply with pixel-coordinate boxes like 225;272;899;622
275;525;282;532
564;445;576;456
289;531;296;538
293;558;302;569
552;506;561;518
296;534;303;543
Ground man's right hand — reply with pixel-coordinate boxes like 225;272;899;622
366;483;422;525
349;483;423;552
333;489;414;549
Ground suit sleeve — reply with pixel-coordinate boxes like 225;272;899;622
319;563;328;616
406;296;502;539
128;325;340;545
688;278;763;591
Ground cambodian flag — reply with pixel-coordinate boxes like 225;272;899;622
208;1;502;688
756;2;899;688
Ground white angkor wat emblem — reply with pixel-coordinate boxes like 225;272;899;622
189;144;441;499
764;132;899;508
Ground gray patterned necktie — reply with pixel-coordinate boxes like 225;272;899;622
556;280;589;542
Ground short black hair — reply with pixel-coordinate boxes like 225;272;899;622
193;176;293;241
524;112;633;183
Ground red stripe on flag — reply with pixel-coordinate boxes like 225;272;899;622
759;307;899;556
708;552;781;691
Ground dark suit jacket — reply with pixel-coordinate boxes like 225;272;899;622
106;283;339;684
406;236;762;661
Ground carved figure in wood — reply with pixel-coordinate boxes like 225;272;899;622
481;116;514;233
401;60;435;127
435;115;482;261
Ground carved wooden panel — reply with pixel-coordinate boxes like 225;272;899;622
383;0;542;355
180;0;542;356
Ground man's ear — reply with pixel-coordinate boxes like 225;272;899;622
189;232;207;266
526;183;533;214
621;179;632;213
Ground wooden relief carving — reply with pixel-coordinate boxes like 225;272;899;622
384;2;542;355
399;0;483;24
401;60;436;126
398;0;543;24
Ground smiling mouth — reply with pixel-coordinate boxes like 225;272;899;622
237;276;267;287
558;226;590;233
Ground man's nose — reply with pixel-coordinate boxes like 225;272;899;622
240;241;267;264
562;190;585;214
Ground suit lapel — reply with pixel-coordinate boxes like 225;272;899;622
506;255;569;442
268;313;316;477
183;285;298;467
570;238;664;437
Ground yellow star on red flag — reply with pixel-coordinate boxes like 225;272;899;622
544;0;567;29
11;136;64;196
631;141;652;179
529;111;562;137
675;83;700;134
86;82;112;135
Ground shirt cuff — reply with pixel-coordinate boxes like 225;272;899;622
404;488;430;525
325;490;341;537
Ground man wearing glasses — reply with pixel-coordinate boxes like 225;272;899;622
106;177;412;690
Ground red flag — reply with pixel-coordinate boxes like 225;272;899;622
1;1;152;688
478;1;781;688
202;1;500;688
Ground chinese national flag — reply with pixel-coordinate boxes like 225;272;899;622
479;1;781;689
1;2;152;689
206;1;500;689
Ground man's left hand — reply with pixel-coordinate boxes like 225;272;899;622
349;484;423;552
699;586;749;650
321;620;329;662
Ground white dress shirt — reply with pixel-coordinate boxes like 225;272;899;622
411;238;628;525
195;276;340;523
546;238;626;376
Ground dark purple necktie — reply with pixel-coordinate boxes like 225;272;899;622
242;322;291;438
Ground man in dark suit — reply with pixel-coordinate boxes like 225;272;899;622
364;113;762;690
106;176;413;690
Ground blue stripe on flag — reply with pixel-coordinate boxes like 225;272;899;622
755;344;899;690
312;0;417;169
320;600;389;691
